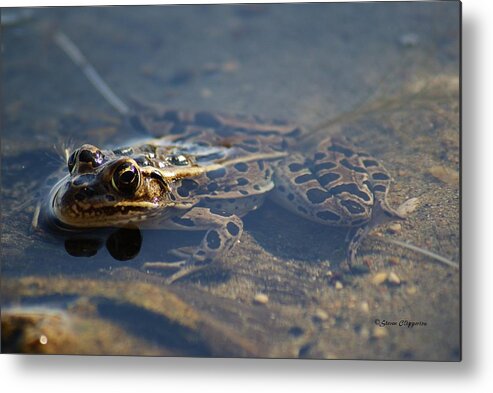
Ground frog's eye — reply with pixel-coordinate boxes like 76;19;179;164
112;162;141;195
67;149;79;173
78;148;104;168
167;154;189;166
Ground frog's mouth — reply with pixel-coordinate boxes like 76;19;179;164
49;182;165;229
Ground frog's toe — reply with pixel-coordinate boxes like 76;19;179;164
168;246;195;259
164;265;207;284
396;197;420;218
142;260;187;271
345;225;370;272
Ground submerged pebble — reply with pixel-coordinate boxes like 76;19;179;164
387;223;402;234
313;309;329;322
371;272;388;285
372;326;388;339
428;165;459;185
387;272;401;285
253;293;269;305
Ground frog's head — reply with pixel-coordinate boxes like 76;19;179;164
50;144;172;228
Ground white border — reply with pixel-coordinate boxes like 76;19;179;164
2;0;492;391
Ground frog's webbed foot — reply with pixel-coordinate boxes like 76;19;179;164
141;260;204;284
396;197;420;218
345;225;370;271
145;207;244;284
345;198;420;271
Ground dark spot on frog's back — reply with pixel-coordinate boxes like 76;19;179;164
209;208;232;217
312;161;337;173
329;183;371;202
177;179;199;197
206;168;227;180
316;210;340;222
341;199;366;214
340;158;366;173
372;172;390;180
206;230;221;249
234;163;248;172
306;188;329;204
207;182;219;192
172;216;196;227
288;163;303;172
294;174;315;184
318;172;341;187
363;159;379;168
328;144;354;157
226;222;240;236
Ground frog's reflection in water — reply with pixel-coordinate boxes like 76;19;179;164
65;227;142;261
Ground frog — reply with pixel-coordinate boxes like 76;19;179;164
40;107;414;283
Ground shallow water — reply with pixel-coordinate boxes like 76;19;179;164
1;3;460;359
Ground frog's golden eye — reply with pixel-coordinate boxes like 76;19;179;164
112;162;141;195
67;149;79;173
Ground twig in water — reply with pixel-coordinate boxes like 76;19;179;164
370;235;459;269
53;31;130;116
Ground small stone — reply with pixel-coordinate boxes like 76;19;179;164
387;223;402;234
371;272;388;285
314;309;329;321
388;257;401;266
372;326;388;339
406;286;418;295
360;326;370;339
334;281;343;290
387;272;401;285
253;293;269;305
360;301;370;314
397;197;420;217
428;165;459;185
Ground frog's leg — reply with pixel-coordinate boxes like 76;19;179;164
270;153;371;269
270;145;374;227
355;150;406;225
142;207;243;283
271;137;379;267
